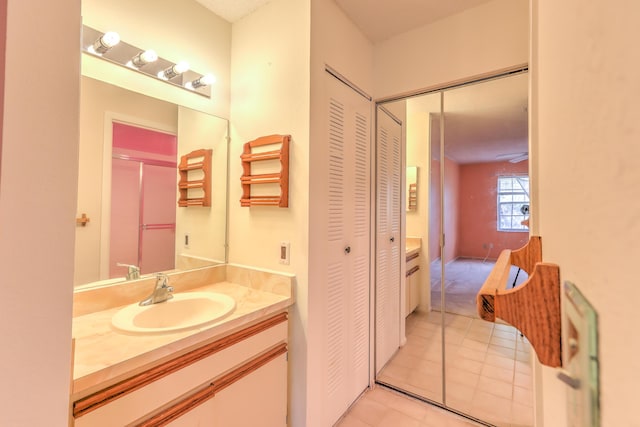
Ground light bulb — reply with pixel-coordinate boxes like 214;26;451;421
92;31;120;54
157;61;190;80
131;50;158;68
187;74;216;89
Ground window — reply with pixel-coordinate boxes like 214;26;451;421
497;175;529;231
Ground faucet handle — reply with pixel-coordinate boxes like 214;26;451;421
117;263;141;280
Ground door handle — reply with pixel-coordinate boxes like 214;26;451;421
390;236;395;243
344;246;351;254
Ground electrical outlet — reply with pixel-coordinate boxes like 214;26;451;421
279;241;290;265
489;243;494;249
184;233;190;249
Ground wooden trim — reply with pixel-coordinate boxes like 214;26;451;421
135;344;288;427
406;265;420;277
406;252;419;263
73;312;288;418
476;236;562;367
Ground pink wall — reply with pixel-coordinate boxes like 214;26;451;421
443;157;460;263
0;0;6;173
429;158;441;262
457;161;528;259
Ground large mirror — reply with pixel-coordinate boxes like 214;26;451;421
375;72;533;426
74;76;228;287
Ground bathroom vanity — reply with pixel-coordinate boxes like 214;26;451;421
405;237;422;317
70;265;294;426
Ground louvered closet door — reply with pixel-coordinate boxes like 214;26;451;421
375;107;402;374
324;71;371;426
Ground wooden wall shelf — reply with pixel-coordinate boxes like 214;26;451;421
178;149;212;207
476;236;562;367
240;134;290;207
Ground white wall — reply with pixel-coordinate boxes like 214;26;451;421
532;0;640;425
0;0;79;425
373;0;528;99
82;0;231;118
228;0;311;425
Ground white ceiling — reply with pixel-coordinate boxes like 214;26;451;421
196;0;528;164
195;0;493;42
334;0;494;42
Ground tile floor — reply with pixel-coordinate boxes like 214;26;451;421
376;311;534;427
335;385;483;427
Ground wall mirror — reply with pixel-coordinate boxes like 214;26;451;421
74;76;228;288
375;71;533;426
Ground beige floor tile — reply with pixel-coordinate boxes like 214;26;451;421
422;405;483;427
493;323;517;333
514;371;532;389
511;401;535;426
515;350;531;362
417;359;444;377
461;338;489;352
446;368;480;388
490;335;518;349
484;353;516;370
487;344;516;358
481;363;514;383
377;409;422;427
336;414;373;427
344;396;389;426
477;375;513;399
512;385;533;407
515;360;532;375
470;391;513;425
491;328;517;340
445;380;476;401
455;346;487;363
448;356;484;375
464;329;492;344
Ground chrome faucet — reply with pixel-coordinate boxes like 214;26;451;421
117;263;140;280
139;273;174;306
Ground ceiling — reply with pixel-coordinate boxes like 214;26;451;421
195;0;528;164
196;0;494;42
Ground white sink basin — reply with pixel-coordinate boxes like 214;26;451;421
111;291;236;334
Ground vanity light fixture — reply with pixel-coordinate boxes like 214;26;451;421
88;31;120;55
157;61;190;80
186;74;216;90
82;25;214;98
129;50;158;68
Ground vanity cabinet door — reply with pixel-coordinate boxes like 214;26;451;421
73;315;288;427
166;353;288;427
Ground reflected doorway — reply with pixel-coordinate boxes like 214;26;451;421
375;71;534;427
109;122;177;278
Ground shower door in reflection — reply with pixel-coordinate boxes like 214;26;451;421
109;122;177;278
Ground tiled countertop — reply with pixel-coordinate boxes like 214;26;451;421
71;265;294;399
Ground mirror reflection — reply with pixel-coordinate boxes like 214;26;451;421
375;72;534;426
74;76;228;287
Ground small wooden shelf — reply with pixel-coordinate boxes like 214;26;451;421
476;236;562;367
408;183;417;210
178;149;212;207
240;134;290;207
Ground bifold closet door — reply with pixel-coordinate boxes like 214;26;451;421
322;71;371;425
375;106;402;374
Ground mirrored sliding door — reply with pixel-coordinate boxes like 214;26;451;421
375;71;534;427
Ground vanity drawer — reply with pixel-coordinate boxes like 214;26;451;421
73;313;287;427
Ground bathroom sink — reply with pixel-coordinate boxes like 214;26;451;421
111;291;236;334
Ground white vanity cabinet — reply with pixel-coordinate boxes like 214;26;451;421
405;251;420;317
72;313;288;427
